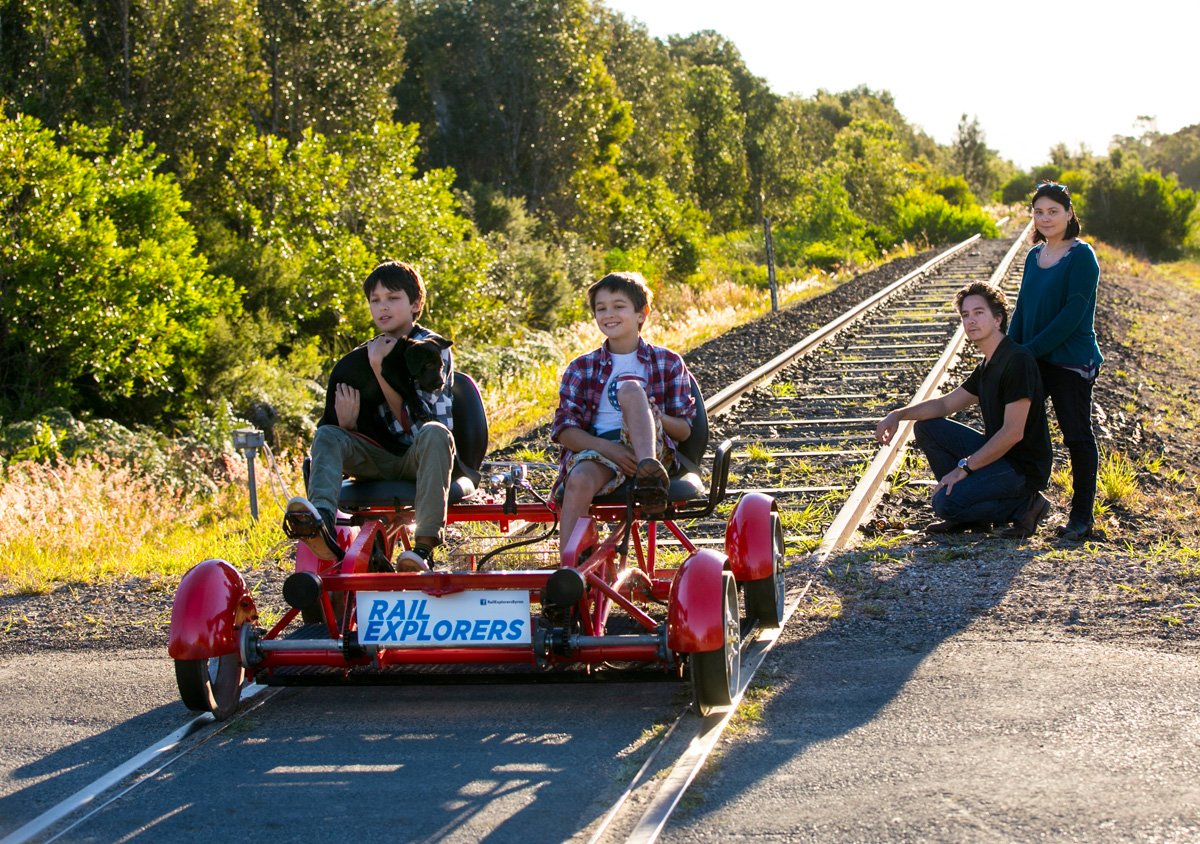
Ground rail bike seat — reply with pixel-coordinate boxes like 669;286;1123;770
335;373;488;513
591;375;732;516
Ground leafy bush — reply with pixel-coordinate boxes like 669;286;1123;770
1081;162;1197;259
0;114;240;423
456;329;567;385
890;189;999;245
930;175;975;207
0;408;238;497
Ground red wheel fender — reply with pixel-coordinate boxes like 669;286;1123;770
168;559;258;660
667;549;728;654
725;492;777;583
295;524;355;574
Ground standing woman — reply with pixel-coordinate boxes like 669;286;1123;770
1008;182;1103;541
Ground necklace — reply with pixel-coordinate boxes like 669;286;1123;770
1039;240;1071;268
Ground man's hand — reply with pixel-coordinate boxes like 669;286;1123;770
367;335;396;371
875;411;900;445
935;467;967;497
335;383;360;429
598;440;638;476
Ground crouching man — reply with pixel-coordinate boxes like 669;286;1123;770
875;282;1053;538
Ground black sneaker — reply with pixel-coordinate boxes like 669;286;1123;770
283;496;344;561
1057;517;1094;542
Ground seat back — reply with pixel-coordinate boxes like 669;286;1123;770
451;373;488;485
674;375;708;473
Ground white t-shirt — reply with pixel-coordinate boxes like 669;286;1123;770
593;352;648;436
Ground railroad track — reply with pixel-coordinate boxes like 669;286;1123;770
3;227;1032;844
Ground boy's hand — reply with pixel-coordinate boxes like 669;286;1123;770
367;335;396;370
598;440;638;476
335;383;360;429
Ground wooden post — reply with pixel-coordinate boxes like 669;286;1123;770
763;215;779;312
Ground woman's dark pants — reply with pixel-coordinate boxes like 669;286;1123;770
1040;362;1099;525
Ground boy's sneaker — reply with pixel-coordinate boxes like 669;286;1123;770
634;458;670;516
283;497;344;561
395;544;434;572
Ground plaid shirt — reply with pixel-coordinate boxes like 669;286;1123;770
551;338;696;483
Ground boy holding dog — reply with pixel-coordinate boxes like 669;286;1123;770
284;260;455;571
552;271;697;553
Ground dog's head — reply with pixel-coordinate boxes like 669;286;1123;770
382;334;453;394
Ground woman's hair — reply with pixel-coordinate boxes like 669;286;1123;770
1030;182;1081;242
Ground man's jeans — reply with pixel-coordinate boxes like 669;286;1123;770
306;423;455;540
913;418;1030;525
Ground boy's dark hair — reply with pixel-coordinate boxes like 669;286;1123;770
954;281;1010;333
363;260;426;313
1030;182;1081;243
587;271;653;313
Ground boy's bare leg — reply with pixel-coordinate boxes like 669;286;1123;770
617;380;656;461
559;461;614;557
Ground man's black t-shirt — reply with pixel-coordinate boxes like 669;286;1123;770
960;336;1053;491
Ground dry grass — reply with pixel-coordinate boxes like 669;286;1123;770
0;453;295;595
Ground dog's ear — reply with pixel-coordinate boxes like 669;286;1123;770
429;336;452;350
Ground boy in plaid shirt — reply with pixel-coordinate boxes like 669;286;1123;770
551;272;697;551
284;261;455;571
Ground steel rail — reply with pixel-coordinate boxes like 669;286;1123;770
704;234;981;417
0;684;277;844
812;221;1031;564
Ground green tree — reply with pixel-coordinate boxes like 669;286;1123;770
668;30;777;223
0;0;98;127
831;117;912;230
1082;160;1196;259
683;63;748;229
257;0;405;143
951;113;990;199
212;121;496;349
395;0;631;235
596;9;693;192
0;113;239;421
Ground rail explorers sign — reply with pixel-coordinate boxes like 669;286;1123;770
356;591;531;646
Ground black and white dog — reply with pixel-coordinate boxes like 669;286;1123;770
319;333;453;444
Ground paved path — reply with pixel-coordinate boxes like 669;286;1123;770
661;628;1200;842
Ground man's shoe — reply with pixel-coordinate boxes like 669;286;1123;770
634;458;670;516
1058;518;1094;542
998;492;1051;539
395;544;433;572
283;497;344;561
925;519;990;534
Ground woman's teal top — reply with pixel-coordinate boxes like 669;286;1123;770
1008;239;1104;374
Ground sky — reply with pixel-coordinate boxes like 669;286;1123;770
602;0;1196;170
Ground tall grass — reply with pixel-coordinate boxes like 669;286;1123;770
0;454;293;594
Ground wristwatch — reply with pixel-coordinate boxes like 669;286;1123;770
957;457;973;475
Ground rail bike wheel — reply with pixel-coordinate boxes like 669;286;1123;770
175;653;244;721
743;513;786;628
690;571;741;716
